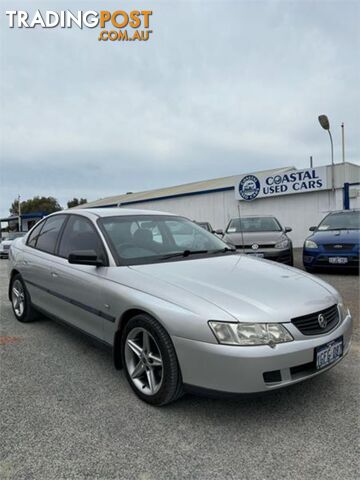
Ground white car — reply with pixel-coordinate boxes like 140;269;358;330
0;232;25;258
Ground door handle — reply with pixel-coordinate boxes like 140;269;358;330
51;272;58;278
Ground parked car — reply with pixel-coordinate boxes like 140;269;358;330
223;216;293;265
303;209;360;271
0;232;26;258
195;221;214;233
8;209;352;405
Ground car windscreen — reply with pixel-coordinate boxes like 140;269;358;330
99;215;231;265
226;217;282;233
317;211;360;231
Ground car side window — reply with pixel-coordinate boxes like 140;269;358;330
58;215;105;259
27;221;45;248
34;216;66;254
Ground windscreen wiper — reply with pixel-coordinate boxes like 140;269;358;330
161;250;209;260
210;246;237;254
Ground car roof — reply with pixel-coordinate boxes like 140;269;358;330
327;209;359;214
230;215;278;219
51;208;178;219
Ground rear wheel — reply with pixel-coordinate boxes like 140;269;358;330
121;314;183;406
11;274;37;323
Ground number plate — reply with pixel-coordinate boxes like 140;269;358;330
248;253;264;258
316;337;343;370
329;257;348;264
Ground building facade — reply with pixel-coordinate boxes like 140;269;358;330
79;162;360;247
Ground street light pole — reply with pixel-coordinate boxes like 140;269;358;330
328;129;334;174
18;195;21;232
341;122;345;163
318;114;335;194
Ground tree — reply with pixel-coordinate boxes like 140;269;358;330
67;198;87;209
10;196;62;216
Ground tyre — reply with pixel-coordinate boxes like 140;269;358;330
121;313;183;406
10;274;37;323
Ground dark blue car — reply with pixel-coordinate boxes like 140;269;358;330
303;209;359;271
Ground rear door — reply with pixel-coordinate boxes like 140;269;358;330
22;215;68;311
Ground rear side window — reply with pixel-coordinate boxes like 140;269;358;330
35;215;66;254
27;221;45;248
58;215;105;259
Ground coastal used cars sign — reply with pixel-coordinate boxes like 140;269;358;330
235;167;328;201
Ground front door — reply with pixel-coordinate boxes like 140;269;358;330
49;214;111;341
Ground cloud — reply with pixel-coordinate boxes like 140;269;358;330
0;0;359;217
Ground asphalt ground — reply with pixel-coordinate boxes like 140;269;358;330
0;250;359;480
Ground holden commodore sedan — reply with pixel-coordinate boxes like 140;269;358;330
8;209;352;406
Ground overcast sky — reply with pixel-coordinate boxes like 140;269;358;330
0;0;359;217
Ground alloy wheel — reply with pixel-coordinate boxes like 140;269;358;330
124;327;164;396
12;279;25;317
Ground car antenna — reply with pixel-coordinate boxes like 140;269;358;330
237;199;245;251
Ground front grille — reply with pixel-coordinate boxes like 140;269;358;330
314;255;359;266
290;361;315;377
3;245;10;250
323;244;355;252
291;304;339;335
236;244;275;249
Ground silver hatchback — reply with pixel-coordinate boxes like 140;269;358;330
8;209;352;405
223;216;294;265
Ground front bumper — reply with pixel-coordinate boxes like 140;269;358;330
237;247;293;265
303;249;359;269
172;313;352;394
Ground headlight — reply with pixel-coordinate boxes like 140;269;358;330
304;239;318;249
208;321;293;346
275;238;289;249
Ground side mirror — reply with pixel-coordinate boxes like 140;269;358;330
309;226;316;232
215;229;224;236
68;250;105;267
285;227;292;233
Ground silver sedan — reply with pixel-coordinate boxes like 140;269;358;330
8;208;352;405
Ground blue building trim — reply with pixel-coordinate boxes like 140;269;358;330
119;186;235;206
343;182;359;210
21;212;46;219
0;212;46;223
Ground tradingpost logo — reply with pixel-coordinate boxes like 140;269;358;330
5;10;153;42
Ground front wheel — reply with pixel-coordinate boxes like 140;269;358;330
10;274;37;323
121;314;183;406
